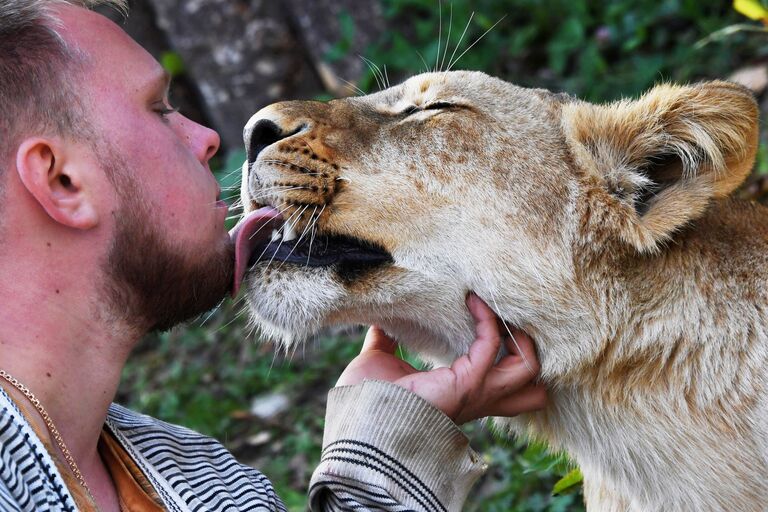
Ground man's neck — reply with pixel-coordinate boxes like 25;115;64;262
0;278;140;477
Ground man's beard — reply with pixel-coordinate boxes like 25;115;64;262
101;158;234;332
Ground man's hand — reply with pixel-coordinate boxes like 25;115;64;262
336;294;547;424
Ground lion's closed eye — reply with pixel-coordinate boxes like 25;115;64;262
400;102;457;117
423;101;454;110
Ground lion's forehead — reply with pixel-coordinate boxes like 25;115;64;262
355;70;540;115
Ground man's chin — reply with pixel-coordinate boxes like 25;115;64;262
106;212;235;333
146;242;235;332
148;270;233;332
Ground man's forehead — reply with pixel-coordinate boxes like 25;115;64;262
54;3;162;87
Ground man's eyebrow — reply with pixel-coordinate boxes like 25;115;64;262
147;69;172;95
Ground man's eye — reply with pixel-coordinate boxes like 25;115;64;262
158;105;178;117
154;99;179;118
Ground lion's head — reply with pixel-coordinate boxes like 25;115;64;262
233;71;757;378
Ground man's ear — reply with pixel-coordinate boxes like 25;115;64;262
15;137;99;230
562;81;759;253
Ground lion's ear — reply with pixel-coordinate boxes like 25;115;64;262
562;81;759;253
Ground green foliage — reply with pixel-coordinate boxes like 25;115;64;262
553;469;584;496
325;11;357;62
464;427;584;511
358;0;765;103
160;51;185;78
215;149;247;229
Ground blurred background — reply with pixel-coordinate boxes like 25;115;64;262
105;1;768;510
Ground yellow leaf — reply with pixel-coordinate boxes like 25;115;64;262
734;0;768;21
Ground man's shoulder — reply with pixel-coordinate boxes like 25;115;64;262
0;390;79;511
107;402;219;443
107;403;286;512
106;403;247;463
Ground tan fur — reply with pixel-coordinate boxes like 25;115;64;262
240;71;767;511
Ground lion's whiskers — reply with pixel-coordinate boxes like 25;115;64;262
262;159;327;177
272;204;313;274
479;275;535;375
213;298;250;334
439;2;454;72
336;75;366;97
359;55;387;91
446;11;473;72
447;15;506;71
262;205;305;273
220;164;247;180
306;204;326;267
242;203;294;253
252;185;307;195
434;0;442;72
415;49;431;74
243;204;295;273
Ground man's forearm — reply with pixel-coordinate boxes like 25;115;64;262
309;380;486;512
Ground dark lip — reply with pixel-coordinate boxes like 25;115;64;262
248;232;392;269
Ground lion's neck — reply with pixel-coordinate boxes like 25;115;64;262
506;198;768;510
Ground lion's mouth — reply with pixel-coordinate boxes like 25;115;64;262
231;206;391;296
252;230;391;267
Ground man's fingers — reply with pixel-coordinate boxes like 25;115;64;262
502;329;540;376
361;325;398;354
465;294;502;370
488;384;548;417
486;358;540;393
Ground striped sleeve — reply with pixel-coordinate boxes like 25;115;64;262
308;380;486;512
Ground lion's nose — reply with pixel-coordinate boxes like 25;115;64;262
245;119;282;165
244;118;306;166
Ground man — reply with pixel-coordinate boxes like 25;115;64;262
0;1;546;511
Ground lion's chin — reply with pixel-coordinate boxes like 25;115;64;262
244;258;477;367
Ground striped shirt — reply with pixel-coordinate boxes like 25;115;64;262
0;381;485;511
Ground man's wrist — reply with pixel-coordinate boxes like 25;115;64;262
313;380;486;511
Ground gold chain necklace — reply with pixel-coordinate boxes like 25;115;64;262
0;369;96;502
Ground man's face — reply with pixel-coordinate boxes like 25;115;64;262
102;144;234;332
58;6;233;329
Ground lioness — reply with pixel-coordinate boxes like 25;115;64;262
232;71;768;511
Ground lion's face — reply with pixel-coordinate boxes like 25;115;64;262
236;71;579;365
235;71;757;374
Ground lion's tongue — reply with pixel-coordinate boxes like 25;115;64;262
230;206;283;297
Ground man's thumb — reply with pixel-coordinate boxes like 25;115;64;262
362;325;398;354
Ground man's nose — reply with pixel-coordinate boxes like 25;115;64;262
183;116;220;165
243;117;305;166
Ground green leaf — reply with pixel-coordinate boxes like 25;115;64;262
553;468;584;495
160;51;185;77
325;11;356;62
548;18;586;74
